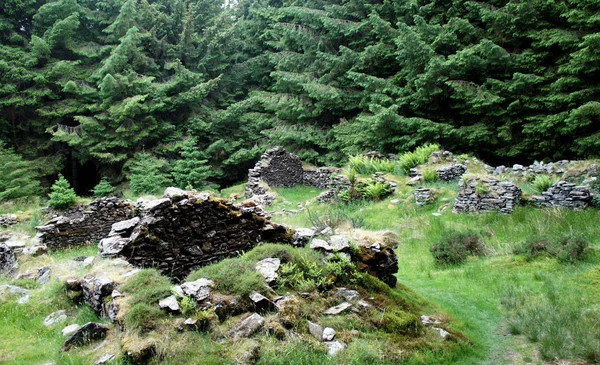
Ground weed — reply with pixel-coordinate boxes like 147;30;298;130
514;233;590;263
125;303;164;333
422;168;439;183
179;295;196;316
348;155;396;175
475;180;490;196
398;144;440;174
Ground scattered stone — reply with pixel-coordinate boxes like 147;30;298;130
61;322;109;351
433;327;450;339
83;256;95;267
0;285;29;303
255;258;280;285
323;327;336;341
180;278;214;302
95;353;115;365
62;324;81;337
159;295;180;312
0;243;17;275
293;228;316;246
307;321;324;340
390;199;400;205
22;245;48;256
164;187;188;201
81;276;114;316
324;341;345;356
4;240;26;253
320;227;333;235
309;239;331;251
329;235;350;252
0;214;18;226
335;288;360;302
420;315;441;326
406;176;423;186
323;302;352;315
228;313;265;339
249;292;277;313
44;310;67;327
37;266;51;284
356;300;371;310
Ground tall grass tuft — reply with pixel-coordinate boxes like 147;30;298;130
398;144;440;175
348;155;395;175
531;175;559;194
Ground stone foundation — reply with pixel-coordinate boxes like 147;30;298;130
453;178;522;214
36;198;134;249
531;181;592;210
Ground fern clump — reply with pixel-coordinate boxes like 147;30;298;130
398;144;440;175
532;175;559;194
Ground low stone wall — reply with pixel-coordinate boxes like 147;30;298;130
531;181;592;210
99;188;292;280
0;214;18;227
437;164;467;182
453;178;522;214
491;161;599;180
36;198;134;249
414;188;436;206
303;167;342;189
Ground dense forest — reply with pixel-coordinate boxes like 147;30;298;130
1;0;599;194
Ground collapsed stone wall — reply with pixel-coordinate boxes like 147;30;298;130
100;188;292;280
36;198;134;249
453;178;522;214
531;181;592;210
490;161;599;181
245;147;344;205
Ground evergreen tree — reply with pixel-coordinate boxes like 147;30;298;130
48;174;78;209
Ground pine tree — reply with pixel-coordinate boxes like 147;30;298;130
48;174;78;209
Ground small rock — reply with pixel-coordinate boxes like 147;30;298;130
293;228;316;246
0;285;29;300
329;235;350;252
228;313;265;339
180;278;214;301
307;321;324;340
37;266;51;284
433;327;450;338
390;199;400;205
61;322;109;351
164;187;188;201
335;288;360;302
323;302;352;315
320;227;333;235
22;245;48;256
0;243;17;275
62;324;81;337
95;353;115;365
108;217;140;236
309;239;331;251
83;256;95;267
322;327;336;341
123;268;140;278
255;258;280;285
44;310;67;327
159;295;180;312
324;341;345;356
249;292;277;313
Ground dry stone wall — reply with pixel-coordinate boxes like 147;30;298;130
453;178;522;214
531;181;592;210
36;198;134;249
99;188;292;280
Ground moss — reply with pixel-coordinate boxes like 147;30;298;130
278;297;301;328
124;303;165;333
374;308;423;336
266;317;287;340
190;309;218;332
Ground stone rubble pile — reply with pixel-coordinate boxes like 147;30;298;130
0;214;18;226
36;197;134;249
531;181;592;210
99;188;292;280
0;243;16;275
453;178;522;214
490;160;598;180
436;164;467;182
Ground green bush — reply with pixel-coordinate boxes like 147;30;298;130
48;174;78;209
430;230;484;265
92;177;115;198
339;179;393;203
347;155;396;175
397;144;440;175
128;152;172;195
187;258;266;296
514;233;589;263
325;253;363;286
532;175;559;194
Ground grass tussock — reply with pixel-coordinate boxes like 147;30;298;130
186;258;266;296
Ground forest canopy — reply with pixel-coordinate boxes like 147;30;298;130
1;0;599;194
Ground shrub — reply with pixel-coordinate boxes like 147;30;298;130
278;253;330;292
128;152;172;195
421;168;439;183
340;178;393;203
532;175;559;194
397;144;440;174
186;258;266;296
48;174;78;209
325;253;363;286
514;233;590;263
92;177;115;198
430;230;484;265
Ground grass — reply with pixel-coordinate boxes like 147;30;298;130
186;258;266;296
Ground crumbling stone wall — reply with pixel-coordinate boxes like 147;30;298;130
303;167;342;189
531;181;591;210
100;188;292;280
36;198;134;249
491;160;599;181
453;178;522;214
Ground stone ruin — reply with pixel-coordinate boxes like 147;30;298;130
414;188;436;206
0;214;18;227
0;243;17;275
36;198;134;249
245;147;345;206
531;181;592;210
410;163;467;182
99;188;292;280
453;177;522;214
490;161;599;183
